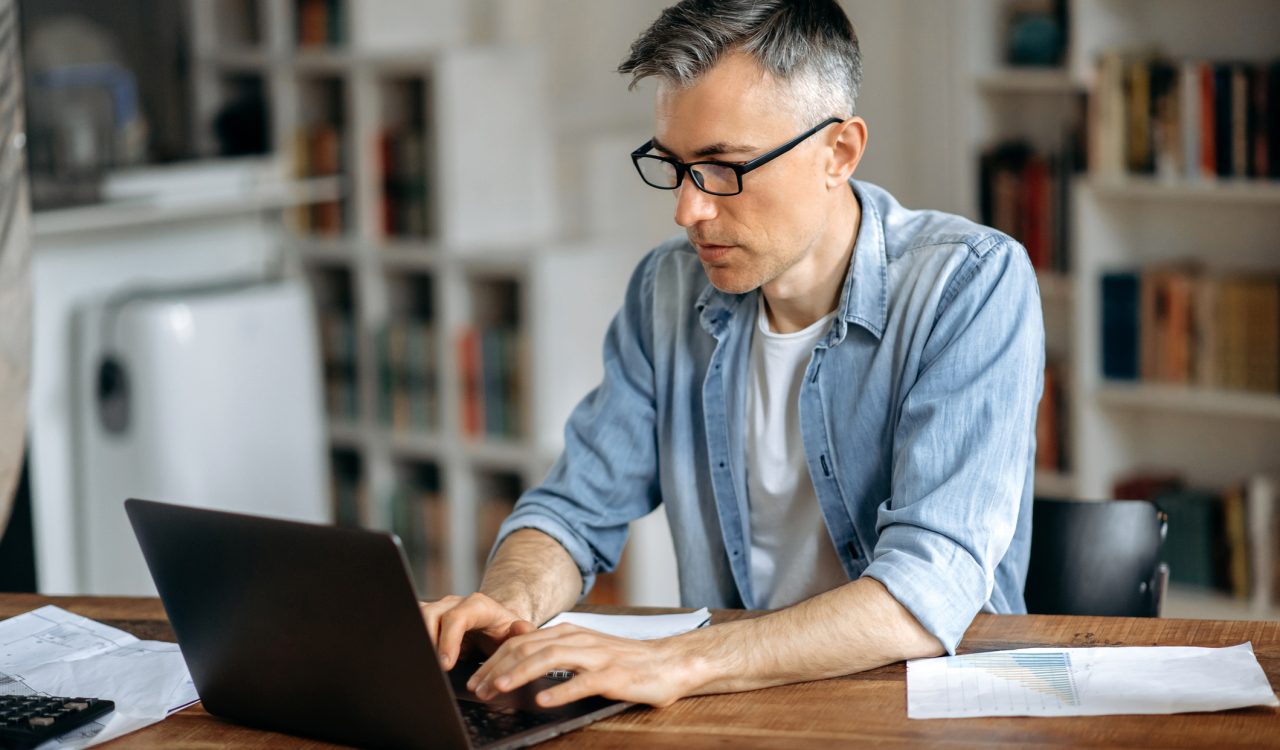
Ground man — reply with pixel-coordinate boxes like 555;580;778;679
422;0;1043;709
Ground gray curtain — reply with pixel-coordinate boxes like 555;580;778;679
0;0;32;534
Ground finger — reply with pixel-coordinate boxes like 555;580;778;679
467;627;587;692
438;598;495;670
534;670;616;708
507;619;537;638
420;597;462;647
476;644;604;700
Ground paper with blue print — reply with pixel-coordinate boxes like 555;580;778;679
908;643;1278;718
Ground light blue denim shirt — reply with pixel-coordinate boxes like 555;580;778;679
495;179;1044;653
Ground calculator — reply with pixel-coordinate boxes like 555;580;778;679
0;695;115;750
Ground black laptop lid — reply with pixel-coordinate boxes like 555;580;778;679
125;498;470;750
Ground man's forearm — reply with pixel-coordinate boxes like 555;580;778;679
479;529;583;625
673;577;946;696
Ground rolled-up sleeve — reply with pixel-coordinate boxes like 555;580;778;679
492;250;663;597
862;240;1044;653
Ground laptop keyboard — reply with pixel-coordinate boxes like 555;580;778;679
459;701;561;746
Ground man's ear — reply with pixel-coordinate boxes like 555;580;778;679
826;116;868;186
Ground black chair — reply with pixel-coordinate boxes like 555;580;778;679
1024;497;1168;617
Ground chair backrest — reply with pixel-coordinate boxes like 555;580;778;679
1025;498;1168;617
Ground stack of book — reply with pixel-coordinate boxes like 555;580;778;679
379;128;431;238
296;0;344;47
457;325;526;440
329;451;363;528
318;310;359;420
1115;473;1278;608
1100;267;1280;392
390;465;449;598
979;140;1073;272
378;319;439;433
292;123;344;235
1091;53;1280;181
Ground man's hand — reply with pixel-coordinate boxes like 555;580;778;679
465;623;697;708
420;593;537;670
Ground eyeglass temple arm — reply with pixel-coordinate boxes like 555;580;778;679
737;116;845;174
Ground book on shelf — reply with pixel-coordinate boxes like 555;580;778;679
1091;53;1280;182
292;124;345;236
379;319;439;433
379;128;431;239
297;0;344;48
1099;266;1280;394
329;453;364;528
1114;472;1280;607
318;310;359;420
1100;272;1141;381
978;140;1074;273
457;324;526;440
390;466;449;598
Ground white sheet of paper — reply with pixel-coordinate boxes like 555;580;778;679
541;608;711;640
0;606;198;748
907;642;1279;719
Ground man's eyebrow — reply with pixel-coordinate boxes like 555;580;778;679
650;136;759;159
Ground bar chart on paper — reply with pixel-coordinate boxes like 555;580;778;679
943;651;1080;712
907;644;1280;719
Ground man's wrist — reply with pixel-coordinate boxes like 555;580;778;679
660;628;723;699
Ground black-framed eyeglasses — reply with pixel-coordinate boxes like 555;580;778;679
630;117;843;197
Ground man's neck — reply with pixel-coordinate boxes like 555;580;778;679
761;186;861;334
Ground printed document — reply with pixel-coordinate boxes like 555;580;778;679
542;608;711;640
0;606;198;748
907;642;1279;719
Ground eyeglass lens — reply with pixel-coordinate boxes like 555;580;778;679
635;156;741;195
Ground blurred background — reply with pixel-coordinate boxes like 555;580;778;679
2;0;1278;622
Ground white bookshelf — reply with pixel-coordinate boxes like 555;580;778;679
958;0;1280;619
1096;383;1280;423
189;0;654;601
976;68;1084;95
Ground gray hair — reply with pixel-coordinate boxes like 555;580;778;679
618;0;863;125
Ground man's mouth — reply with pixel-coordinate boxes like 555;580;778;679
693;241;736;262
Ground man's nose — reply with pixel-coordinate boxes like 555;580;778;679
673;182;717;228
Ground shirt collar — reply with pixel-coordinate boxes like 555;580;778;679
696;179;888;342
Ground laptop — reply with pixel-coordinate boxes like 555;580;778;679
125;498;631;750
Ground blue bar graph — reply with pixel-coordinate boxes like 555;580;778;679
951;651;1080;706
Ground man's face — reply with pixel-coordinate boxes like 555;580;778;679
652;52;839;294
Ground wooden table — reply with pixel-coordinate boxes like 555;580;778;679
2;594;1277;748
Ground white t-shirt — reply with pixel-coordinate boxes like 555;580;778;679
746;296;849;610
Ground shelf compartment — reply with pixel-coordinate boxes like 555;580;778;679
292;74;350;237
380;272;440;435
309;265;360;423
376;75;435;241
390;460;449;598
458;275;525;442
